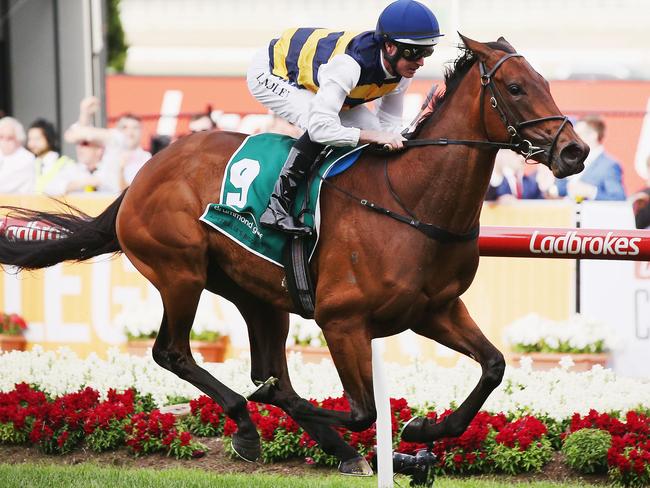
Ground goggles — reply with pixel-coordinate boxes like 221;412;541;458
396;43;435;61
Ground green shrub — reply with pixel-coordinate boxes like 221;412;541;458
86;419;130;452
0;421;28;444
537;415;570;451
562;428;611;474
490;436;554;474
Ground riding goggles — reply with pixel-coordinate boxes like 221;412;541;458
397;43;435;61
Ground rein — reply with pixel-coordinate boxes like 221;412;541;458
403;53;570;160
319;51;570;244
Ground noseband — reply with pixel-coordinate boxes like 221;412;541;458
404;51;570;163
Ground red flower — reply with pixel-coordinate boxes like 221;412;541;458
57;430;69;448
399;408;412;422
223;418;237;436
465;452;477;465
8;313;27;330
299;431;317;449
179;431;192;446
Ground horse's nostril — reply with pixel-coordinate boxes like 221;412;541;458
560;142;586;163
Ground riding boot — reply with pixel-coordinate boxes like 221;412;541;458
260;132;324;235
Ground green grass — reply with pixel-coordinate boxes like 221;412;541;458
0;463;604;488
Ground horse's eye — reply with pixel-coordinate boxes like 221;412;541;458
508;84;522;96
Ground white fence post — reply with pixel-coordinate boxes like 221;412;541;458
372;338;393;488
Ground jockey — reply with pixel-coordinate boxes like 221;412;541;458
247;0;443;235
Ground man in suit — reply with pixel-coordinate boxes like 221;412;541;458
554;115;625;201
485;149;552;201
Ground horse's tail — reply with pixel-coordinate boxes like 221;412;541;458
0;191;126;271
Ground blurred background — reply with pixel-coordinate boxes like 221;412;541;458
3;0;650;184
0;0;648;376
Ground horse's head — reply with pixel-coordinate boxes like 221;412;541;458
459;34;588;178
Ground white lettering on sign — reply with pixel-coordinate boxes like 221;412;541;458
43;265;90;342
4;220;64;241
90;258;124;345
529;231;641;256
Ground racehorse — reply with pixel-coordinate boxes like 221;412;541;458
0;35;587;475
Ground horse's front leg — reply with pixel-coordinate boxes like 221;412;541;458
319;317;377;475
226;292;364;472
401;298;505;443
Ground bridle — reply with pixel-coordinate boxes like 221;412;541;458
478;53;569;160
404;52;570;163
318;51;572;243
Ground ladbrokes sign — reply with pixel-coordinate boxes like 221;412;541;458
0;218;64;242
529;230;641;257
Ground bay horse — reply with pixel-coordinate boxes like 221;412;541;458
0;35;587;475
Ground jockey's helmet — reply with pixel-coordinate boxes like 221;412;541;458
376;0;443;47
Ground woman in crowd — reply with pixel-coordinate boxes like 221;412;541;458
27;118;77;196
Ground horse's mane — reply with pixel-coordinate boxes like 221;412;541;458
411;40;516;137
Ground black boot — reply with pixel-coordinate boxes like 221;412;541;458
260;132;324;235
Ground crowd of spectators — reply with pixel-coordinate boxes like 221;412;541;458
0;97;220;197
1;105;647;227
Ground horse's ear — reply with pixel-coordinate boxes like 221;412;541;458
458;32;491;61
496;36;516;52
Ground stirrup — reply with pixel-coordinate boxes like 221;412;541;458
246;376;279;402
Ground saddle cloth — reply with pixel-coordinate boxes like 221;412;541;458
199;133;364;266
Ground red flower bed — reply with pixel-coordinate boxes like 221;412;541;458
0;383;205;459
126;409;205;459
1;382;648;486
187;394;553;474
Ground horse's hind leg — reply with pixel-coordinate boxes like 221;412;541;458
150;277;261;461
119;194;261;461
401;298;505;443
232;294;371;475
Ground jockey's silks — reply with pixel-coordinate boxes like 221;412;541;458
268;29;401;108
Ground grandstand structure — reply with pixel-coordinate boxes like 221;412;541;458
120;0;650;80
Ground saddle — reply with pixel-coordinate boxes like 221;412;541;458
199;133;365;318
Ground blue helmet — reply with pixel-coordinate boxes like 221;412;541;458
376;0;443;46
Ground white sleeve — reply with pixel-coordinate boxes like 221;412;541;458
307;54;362;147
374;77;411;133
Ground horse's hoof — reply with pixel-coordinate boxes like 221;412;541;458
338;456;373;476
400;416;429;443
231;433;261;463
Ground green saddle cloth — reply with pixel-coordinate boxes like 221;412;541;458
199;133;363;267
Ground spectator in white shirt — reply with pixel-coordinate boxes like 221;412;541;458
64;97;151;193
0;117;35;194
64;139;106;193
